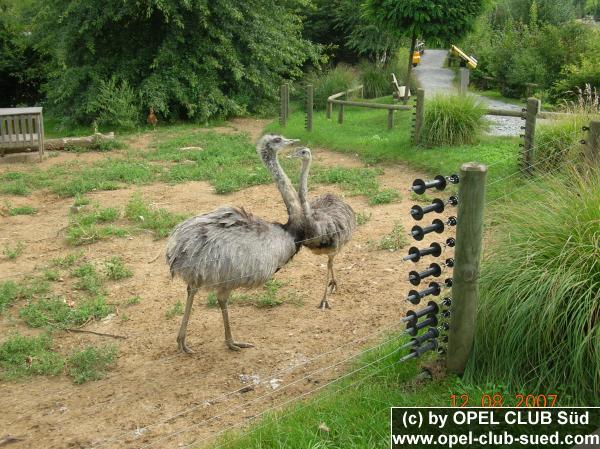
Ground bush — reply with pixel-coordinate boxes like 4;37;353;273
308;65;357;110
421;94;486;147
0;334;64;381
86;77;139;130
467;170;600;404
359;49;417;99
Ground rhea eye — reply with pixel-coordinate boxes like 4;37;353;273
273;137;282;143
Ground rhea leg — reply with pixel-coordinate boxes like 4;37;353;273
177;285;197;353
318;254;336;310
217;289;254;351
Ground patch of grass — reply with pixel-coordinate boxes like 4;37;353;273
165;300;184;319
207;280;289;308
51;252;83;268
8;205;38;216
67;345;117;384
18;278;50;301
66;206;129;246
64;138;125;154
126;295;141;306
73;195;91;207
125;194;187;239
368;188;400;205
421;94;487;147
19;296;112;329
3;242;25;260
355;211;372;226
72;262;103;295
467;170;600;405
43;269;60;282
0;281;20;313
376;222;408;252
103;256;133;280
0;334;64;381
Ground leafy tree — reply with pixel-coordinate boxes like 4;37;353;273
365;0;485;102
36;0;318;125
0;1;49;107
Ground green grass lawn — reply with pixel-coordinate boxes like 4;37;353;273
266;100;522;201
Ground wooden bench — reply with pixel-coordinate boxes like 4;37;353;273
0;107;45;161
391;73;410;101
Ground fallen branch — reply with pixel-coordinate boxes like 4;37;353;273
45;132;115;151
65;328;128;339
0;435;23;447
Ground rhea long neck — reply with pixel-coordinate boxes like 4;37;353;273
298;157;312;216
264;151;303;227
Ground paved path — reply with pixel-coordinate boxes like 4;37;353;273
413;49;522;136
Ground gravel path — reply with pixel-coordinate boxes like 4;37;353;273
413;49;523;136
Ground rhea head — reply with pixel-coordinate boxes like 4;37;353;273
289;147;312;161
256;134;299;161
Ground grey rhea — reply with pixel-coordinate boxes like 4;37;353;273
290;147;356;310
166;135;304;352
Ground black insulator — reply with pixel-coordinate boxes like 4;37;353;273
582;126;590;132
411;175;447;194
445;237;456;248
442;297;452;307
519;143;524;147
521;116;526;120
409;263;442;286
444;258;455;268
411;219;444;241
441;309;451;319
403;242;442;263
404;301;439;322
439;322;450;331
405;314;439;336
580;139;587;145
521;126;526;130
410;339;439;357
437;347;447;355
447;174;460;184
407;282;441;305
446;216;457;227
444;278;453;288
440;335;449;343
447;196;459;206
410;198;445;221
411;327;439;346
522;108;527;112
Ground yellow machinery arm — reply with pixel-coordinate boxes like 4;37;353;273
450;45;478;70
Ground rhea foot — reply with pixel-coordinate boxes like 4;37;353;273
327;279;337;294
318;298;331;310
226;340;254;351
177;336;194;354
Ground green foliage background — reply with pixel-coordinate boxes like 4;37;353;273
33;0;318;124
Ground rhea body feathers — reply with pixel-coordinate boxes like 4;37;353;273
166;134;303;352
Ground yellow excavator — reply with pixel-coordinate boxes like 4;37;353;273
450;45;478;70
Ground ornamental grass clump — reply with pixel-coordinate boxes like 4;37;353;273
421;94;486;147
467;170;600;404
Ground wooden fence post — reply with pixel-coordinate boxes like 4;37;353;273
584;120;600;168
447;162;487;376
414;88;425;144
305;84;313;132
338;103;344;124
522;97;540;175
279;84;287;127
285;83;290;119
387;109;394;130
459;68;470;95
326;100;332;119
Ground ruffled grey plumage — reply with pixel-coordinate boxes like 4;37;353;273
165;135;303;352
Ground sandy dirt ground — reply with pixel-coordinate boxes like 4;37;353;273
0;121;455;449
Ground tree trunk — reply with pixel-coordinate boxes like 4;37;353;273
404;31;417;104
